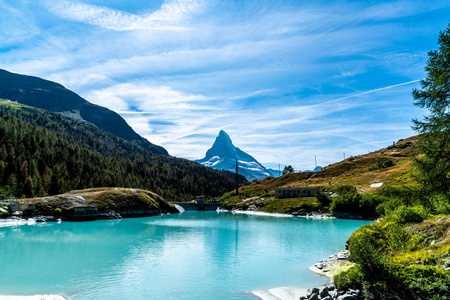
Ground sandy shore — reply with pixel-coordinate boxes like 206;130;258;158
0;295;66;300
252;287;308;300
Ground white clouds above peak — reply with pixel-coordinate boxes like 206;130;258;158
0;0;448;169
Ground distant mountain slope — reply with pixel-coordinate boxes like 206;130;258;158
196;130;271;181
228;135;420;199
0;100;238;200
0;69;167;155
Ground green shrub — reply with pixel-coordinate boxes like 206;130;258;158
368;159;395;171
376;185;423;207
428;193;450;214
359;194;387;217
217;191;237;201
393;205;426;223
314;188;331;207
397;142;412;149
330;185;362;213
403;265;450;299
334;265;363;290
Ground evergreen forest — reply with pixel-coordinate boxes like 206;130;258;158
0;100;241;200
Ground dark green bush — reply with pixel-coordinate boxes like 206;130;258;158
330;185;362;213
393;205;426;223
315;188;331;207
403;265;450;299
334;266;363;290
359;194;386;217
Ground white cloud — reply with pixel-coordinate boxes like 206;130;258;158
45;0;206;30
0;0;445;169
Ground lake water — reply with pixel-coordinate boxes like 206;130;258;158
0;212;369;299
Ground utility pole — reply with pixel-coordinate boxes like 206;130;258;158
235;159;239;197
278;164;280;177
314;155;317;170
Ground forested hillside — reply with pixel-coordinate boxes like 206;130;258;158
0;100;240;200
0;69;167;155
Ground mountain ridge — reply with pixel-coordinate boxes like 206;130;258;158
0;69;167;155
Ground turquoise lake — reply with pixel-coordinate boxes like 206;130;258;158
0;212;370;299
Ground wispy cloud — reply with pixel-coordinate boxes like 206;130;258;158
44;0;206;30
0;0;447;169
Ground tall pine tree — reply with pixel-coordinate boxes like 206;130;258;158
412;24;450;199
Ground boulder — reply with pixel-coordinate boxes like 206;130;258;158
337;294;358;300
309;293;319;300
306;288;319;298
319;286;330;298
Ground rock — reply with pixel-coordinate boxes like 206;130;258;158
309;293;319;300
306;288;319;298
321;297;333;300
337;294;358;300
337;250;349;260
315;263;324;269
325;283;335;291
319;286;330;298
299;296;307;300
349;289;360;295
329;290;338;298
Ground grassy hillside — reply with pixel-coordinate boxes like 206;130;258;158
219;136;420;216
0;99;239;201
225;136;418;200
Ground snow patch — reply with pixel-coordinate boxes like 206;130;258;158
370;182;383;188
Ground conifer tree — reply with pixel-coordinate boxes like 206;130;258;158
412;24;450;199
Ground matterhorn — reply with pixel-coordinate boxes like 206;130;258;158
196;130;271;181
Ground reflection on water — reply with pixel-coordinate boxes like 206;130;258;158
0;212;370;300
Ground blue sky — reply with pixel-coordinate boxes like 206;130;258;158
1;0;449;170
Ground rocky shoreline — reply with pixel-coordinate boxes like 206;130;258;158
303;251;364;300
309;250;354;277
300;283;364;300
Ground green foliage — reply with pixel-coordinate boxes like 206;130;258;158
368;159;394;171
359;194;386;216
330;185;388;217
392;205;427;224
261;198;318;214
314;188;331;208
397;142;412;149
404;265;450;300
330;185;362;213
334;265;363;291
345;211;450;299
0;103;237;200
282;165;294;175
430;193;450;214
0;185;12;197
412;24;450;200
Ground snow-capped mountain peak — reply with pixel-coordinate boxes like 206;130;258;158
196;130;271;181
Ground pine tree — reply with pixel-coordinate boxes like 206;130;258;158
412;24;450;199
